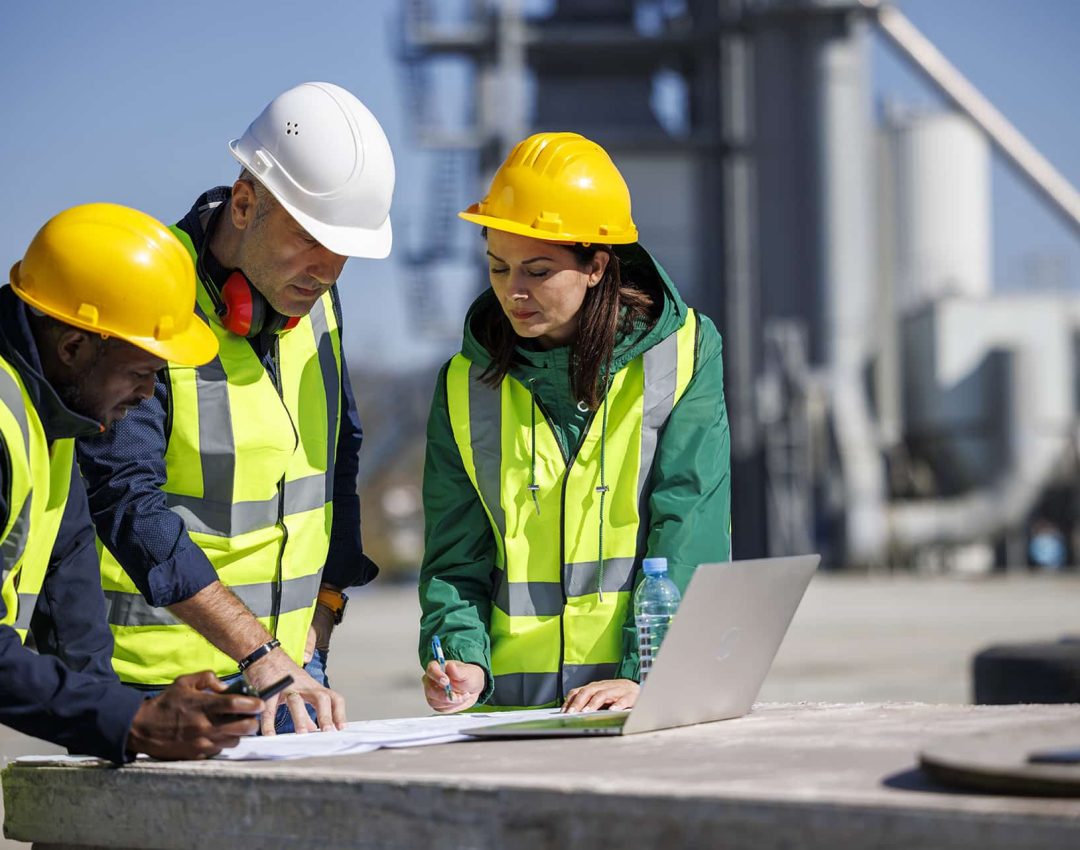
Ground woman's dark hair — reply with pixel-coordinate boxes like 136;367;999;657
476;240;658;409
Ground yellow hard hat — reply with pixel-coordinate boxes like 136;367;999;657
459;132;638;244
10;203;218;366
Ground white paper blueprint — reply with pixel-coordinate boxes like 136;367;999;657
11;709;571;765
211;707;565;761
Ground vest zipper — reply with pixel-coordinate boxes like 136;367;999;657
269;337;290;634
531;392;601;704
0;427;10;579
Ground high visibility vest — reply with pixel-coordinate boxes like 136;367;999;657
0;353;73;643
446;311;698;708
101;226;343;685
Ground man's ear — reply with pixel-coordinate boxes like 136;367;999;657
230;179;258;231
54;328;98;370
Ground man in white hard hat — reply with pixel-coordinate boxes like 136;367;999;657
76;82;394;734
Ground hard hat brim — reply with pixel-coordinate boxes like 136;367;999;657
127;314;220;367
286;199;393;259
15;284;220;367
457;210;639;246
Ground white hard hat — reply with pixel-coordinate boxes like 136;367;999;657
229;82;395;258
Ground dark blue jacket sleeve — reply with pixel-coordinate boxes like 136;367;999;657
0;454;142;763
75;374;219;607
0;626;143;763
321;337;379;589
28;462;123;682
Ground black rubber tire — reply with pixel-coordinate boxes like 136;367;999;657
973;639;1080;704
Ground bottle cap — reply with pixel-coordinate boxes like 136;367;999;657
642;557;668;576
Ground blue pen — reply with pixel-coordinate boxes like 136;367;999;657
431;635;454;701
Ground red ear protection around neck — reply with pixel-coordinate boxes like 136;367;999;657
218;271;300;337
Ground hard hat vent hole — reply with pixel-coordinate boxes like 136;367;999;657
285;121;300;136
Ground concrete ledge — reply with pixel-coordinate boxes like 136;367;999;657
6;703;1080;850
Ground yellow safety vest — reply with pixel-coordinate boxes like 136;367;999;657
0;354;73;643
101;226;343;685
446;311;698;708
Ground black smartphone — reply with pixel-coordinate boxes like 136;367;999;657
223;674;294;700
217;674;295;726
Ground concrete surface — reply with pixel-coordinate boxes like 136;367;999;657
2;574;1079;848
6;703;1080;849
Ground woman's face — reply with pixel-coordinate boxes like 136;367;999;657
486;230;609;350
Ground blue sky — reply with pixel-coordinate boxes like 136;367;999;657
873;0;1080;294
1;0;1078;370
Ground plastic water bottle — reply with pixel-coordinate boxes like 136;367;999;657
634;557;681;682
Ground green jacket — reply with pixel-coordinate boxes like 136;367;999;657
419;244;731;701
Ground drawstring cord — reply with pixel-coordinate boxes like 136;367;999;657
595;361;612;602
527;379;540;516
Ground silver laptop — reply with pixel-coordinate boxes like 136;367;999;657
466;555;818;738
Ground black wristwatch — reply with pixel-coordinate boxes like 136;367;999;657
317;588;349;625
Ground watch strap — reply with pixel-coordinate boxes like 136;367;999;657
317;588;348;624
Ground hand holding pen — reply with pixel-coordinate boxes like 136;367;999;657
431;635;454;701
422;636;486;714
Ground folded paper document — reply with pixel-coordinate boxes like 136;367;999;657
12;709;593;764
211;708;568;761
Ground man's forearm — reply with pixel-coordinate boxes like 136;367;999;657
168;581;271;661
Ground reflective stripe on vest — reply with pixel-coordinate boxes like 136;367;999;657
101;226;343;685
0;355;74;643
446;310;698;708
0;367;30;572
102;572;323;627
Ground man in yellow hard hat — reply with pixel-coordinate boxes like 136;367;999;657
76;82;395;734
0;203;263;761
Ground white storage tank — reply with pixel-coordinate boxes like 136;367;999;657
885;108;991;314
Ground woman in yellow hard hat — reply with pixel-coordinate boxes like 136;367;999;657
418;132;731;713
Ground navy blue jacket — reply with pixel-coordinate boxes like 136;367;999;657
0;286;142;762
76;189;378;609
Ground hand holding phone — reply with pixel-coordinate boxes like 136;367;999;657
223;674;294;700
216;674;294;727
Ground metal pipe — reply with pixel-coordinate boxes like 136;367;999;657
887;446;1065;548
866;0;1080;239
817;12;890;565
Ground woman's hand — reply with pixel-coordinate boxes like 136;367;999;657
561;678;640;713
422;660;486;713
